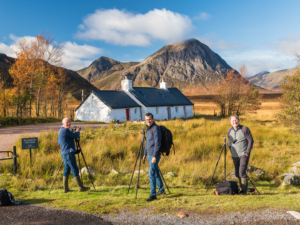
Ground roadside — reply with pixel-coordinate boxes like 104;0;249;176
0;204;298;225
0;122;117;161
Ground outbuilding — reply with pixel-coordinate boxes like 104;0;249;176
75;90;141;123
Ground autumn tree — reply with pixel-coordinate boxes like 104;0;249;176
212;65;261;117
277;54;300;129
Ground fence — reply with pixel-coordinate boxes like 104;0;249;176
0;146;18;175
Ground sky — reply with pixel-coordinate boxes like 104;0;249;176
1;0;300;75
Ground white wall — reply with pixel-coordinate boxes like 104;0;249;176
75;93;141;122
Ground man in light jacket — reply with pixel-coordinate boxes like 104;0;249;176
227;115;254;195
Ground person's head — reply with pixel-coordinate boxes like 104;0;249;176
145;113;154;127
62;118;71;129
229;115;239;128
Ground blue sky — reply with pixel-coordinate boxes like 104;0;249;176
1;0;300;75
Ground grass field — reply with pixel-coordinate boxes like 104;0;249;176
1;113;300;214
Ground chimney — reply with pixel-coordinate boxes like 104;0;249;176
121;75;133;91
160;78;168;91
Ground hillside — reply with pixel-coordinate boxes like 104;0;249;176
77;56;139;83
86;39;235;94
249;67;298;91
0;53;97;97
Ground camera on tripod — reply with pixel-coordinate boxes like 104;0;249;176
71;126;81;142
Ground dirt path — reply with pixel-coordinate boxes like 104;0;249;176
0;204;298;225
0;122;116;160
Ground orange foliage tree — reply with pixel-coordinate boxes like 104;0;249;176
212;65;261;117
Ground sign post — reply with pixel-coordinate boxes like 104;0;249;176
22;138;38;166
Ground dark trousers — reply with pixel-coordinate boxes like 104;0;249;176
232;155;249;178
61;152;79;177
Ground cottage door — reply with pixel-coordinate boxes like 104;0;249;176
126;109;130;121
167;106;171;120
183;106;187;118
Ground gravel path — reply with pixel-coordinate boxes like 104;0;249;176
0;122;116;161
0;204;299;225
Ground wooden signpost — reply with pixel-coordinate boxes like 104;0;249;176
22;137;38;166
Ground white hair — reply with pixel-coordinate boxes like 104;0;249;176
229;115;239;122
62;118;70;123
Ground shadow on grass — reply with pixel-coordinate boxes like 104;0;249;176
22;199;55;204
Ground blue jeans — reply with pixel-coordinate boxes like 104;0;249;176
61;152;79;177
148;155;164;196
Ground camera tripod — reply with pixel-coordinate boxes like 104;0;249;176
206;136;260;195
127;129;170;199
49;138;96;194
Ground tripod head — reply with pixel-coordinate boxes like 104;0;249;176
141;129;145;135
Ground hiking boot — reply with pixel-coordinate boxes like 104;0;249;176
74;176;90;192
63;176;71;193
241;178;248;195
146;195;157;202
157;190;166;195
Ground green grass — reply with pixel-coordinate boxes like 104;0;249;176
1;117;300;214
0;117;61;128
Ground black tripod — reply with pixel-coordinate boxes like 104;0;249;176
206;136;228;192
207;137;261;195
127;129;170;199
49;138;96;194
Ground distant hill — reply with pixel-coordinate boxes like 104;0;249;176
247;71;270;80
248;68;298;91
81;39;236;94
0;53;97;98
77;57;139;83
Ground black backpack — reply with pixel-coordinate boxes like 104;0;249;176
0;189;22;206
152;125;175;156
215;181;239;195
0;189;12;206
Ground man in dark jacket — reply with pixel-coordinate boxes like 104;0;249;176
142;113;165;201
227;115;254;195
58;118;89;193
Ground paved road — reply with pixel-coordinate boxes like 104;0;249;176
0;122;115;160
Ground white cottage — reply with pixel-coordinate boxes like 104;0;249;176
75;90;141;123
121;77;194;120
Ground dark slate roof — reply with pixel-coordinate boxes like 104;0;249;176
129;87;194;107
76;90;140;111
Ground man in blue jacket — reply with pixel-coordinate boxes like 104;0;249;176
58;118;89;193
142;113;165;201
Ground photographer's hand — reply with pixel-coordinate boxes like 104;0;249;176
151;157;156;164
76;127;81;132
245;153;248;157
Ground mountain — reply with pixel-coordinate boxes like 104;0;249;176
85;39;235;94
77;57;139;83
0;53;97;97
247;71;270;80
248;68;298;91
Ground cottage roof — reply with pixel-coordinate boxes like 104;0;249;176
76;90;141;111
129;87;194;107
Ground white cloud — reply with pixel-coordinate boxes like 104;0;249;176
76;8;193;46
0;35;103;71
64;41;103;59
271;34;300;55
194;12;211;21
221;49;297;75
197;34;245;50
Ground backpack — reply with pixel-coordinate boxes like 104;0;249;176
151;125;175;156
0;189;22;206
0;189;12;206
215;181;239;195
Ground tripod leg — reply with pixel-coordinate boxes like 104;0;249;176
247;174;261;195
77;154;82;180
49;161;64;194
206;144;225;193
135;145;143;199
159;168;170;194
80;151;96;191
127;144;141;194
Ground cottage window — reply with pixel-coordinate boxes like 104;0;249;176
134;108;137;114
175;106;178;112
156;107;159;114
